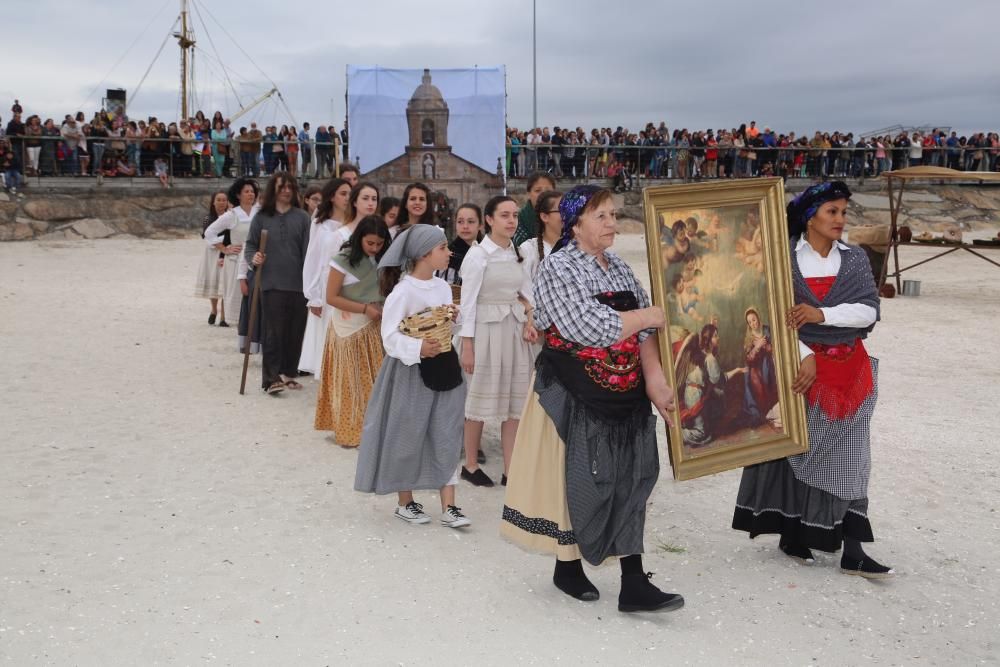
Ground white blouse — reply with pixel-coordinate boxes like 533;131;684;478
796;237;878;360
381;275;454;366
518;237;553;306
203;204;259;280
302;218;343;307
457;235;532;338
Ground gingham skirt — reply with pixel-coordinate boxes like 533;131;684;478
501;369;659;566
354;355;466;495
732;357;879;552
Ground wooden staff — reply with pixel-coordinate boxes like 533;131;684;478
240;229;268;395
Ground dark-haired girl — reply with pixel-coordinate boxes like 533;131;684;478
194;191;230;325
458;196;537;487
396;182;436;229
315;216;390;447
203;178;260;347
378;196;401;238
519;190;562;286
513;172;557;247
436;203;483;286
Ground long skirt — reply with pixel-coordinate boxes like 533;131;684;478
354;355;466;495
501;370;659;566
732;357;879;552
314;318;384;447
219;255;241;325
464;313;532;421
194;247;223;299
298;306;333;375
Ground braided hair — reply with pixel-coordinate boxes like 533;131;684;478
533;189;562;264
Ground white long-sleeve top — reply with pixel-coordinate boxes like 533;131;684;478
302;218;343;307
381;275;454;366
796;237;878;360
457;235;532;338
518;237;553;307
203;204;259;280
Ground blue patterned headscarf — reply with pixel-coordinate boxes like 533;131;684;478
786;180;852;238
554;184;603;251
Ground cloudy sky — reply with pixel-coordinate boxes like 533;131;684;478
3;0;998;136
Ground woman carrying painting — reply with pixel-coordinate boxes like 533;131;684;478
732;181;893;579
501;185;685;613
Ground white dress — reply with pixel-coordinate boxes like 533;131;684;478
194;241;223;299
203;204;259;323
298;218;344;374
458;236;534;421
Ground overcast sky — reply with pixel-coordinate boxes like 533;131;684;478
3;0;998;136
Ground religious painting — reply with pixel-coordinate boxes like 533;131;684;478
643;178;809;480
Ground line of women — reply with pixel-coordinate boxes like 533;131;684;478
191;172;892;616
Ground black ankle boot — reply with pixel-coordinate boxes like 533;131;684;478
779;537;815;564
840;554;894;579
618;572;684;613
553;560;599;601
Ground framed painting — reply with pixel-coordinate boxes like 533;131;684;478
642;177;808;481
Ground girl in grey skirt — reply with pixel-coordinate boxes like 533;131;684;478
354;224;472;529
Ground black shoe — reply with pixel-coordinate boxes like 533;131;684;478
840;555;894;579
618;572;685;613
779;538;815;564
218;320;230;328
501;474;507;486
208;313;217;325
477;448;486;464
553;560;600;601
461;467;495;487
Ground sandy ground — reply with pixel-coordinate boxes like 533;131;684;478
1;231;999;666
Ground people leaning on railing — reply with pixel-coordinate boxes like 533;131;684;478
3;97;999;187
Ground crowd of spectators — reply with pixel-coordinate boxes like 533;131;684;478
0;99;349;192
3;96;998;195
505;122;1000;191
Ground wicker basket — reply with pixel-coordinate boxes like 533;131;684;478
399;305;455;352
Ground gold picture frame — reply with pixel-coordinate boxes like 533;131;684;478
643;178;808;480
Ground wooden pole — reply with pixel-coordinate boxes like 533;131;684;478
881;175;895;289
893;179;905;293
240;229;268;395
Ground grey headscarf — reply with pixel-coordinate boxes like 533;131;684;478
377;224;446;270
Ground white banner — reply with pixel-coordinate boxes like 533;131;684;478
346;65;506;174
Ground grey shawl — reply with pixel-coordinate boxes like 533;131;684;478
791;238;880;346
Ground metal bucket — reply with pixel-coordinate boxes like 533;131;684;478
901;280;921;297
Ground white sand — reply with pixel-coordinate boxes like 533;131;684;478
1;234;998;665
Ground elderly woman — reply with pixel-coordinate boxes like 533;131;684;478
501;185;684;613
732;181;893;579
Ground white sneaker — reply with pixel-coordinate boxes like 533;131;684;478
441;505;471;528
394;501;430;524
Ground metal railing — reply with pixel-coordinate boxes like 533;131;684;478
3;133;999;191
501;143;1000;185
0;134;350;189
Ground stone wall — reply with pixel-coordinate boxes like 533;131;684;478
3;178;1000;242
0;187;210;241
